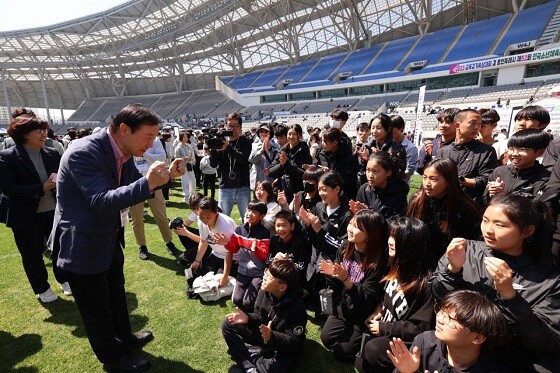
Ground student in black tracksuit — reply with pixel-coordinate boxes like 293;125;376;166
388;290;509;373
317;128;358;200
222;258;307;373
485;129;551;203
416;108;459;175
268;124;312;202
266;210;309;277
319;210;388;362
355;217;435;373
435;109;497;205
354;122;373;188
407;159;481;263
369;113;407;177
352;151;409;220
299;171;352;317
430;195;560;372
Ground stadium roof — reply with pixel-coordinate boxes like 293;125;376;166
0;0;545;110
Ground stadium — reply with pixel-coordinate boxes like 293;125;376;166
2;0;560;372
1;0;560;138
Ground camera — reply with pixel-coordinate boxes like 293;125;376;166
201;127;234;149
169;217;184;230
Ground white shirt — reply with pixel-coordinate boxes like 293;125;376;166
198;213;238;259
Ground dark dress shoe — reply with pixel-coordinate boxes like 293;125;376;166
117;331;154;349
103;353;150;372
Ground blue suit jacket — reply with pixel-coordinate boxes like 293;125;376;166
0;144;60;229
54;129;152;274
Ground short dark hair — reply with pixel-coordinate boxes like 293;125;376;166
275;124;288;138
514;105;550;126
247;200;268;215
436;108;460;124
478;108;501;125
302;165;326;182
331;108;349;121
454;109;480;123
322;127;342;144
7;110;49;145
198;197;219;213
274;210;297;225
507;128;551;151
268;258;300;289
188;192;205;210
440;290;509;348
390;115;406;131
226;112;243;126
111;104;162;134
254;181;274;202
368;150;399;179
319;171;344;192
357;122;370;131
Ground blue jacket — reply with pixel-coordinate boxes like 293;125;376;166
53;129;152;274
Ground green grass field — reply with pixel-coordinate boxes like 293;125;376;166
0;176;422;372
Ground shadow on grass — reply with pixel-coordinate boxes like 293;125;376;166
199;296;231;309
149;253;184;276
294;338;354;373
142;351;205;373
0;331;41;372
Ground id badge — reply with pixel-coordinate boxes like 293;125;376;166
120;208;130;227
136;159;149;175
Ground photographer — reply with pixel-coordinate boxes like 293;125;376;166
210;112;252;219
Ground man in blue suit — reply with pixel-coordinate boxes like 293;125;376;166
53;104;184;372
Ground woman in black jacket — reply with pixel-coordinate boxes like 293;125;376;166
0;109;67;303
352;151;409;220
317;128;359;200
368;113;406;176
356;217;435;373
268;123;312;202
319;210;388;362
407;158;481;265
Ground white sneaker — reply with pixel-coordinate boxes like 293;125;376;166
38;288;58;303
60;282;72;296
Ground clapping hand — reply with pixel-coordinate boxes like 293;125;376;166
279;151;288;165
446;238;467;273
349;200;368;214
484;257;516;300
259;320;273;343
277;190;288;206
387;338;422;373
227;307;248;325
487;177;505;197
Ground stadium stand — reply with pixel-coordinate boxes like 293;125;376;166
493;0;559;55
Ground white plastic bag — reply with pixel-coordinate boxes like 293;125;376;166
191;271;236;301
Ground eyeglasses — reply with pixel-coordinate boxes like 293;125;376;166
434;304;467;331
34;128;48;134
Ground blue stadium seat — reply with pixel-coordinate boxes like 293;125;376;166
494;0;559;55
361;36;418;74
444;14;509;62
399;26;460;68
301;52;348;82
332;45;382;78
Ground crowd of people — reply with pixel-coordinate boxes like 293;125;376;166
1;103;560;373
